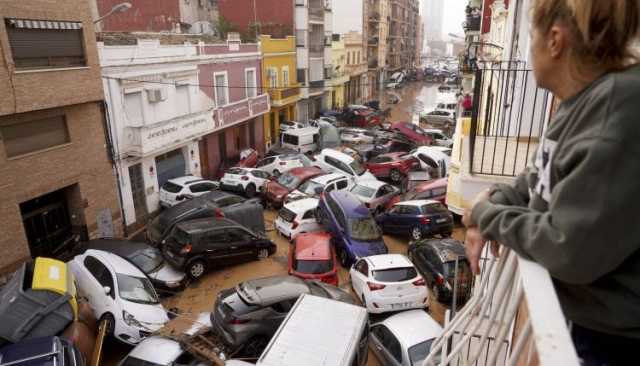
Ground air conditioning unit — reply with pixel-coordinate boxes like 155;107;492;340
146;88;167;103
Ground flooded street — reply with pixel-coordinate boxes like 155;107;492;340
103;81;464;365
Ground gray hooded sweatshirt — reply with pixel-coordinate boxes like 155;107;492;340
471;65;640;338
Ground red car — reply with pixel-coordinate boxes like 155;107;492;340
343;106;382;128
366;152;419;183
288;232;339;286
237;148;258;168
392;122;433;145
385;177;448;210
263;166;324;208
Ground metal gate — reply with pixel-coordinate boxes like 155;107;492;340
155;149;186;188
20;189;74;258
128;163;148;223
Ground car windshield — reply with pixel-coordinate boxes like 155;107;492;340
120;357;163;366
116;274;159;305
349;160;367;176
351;184;376;198
348;217;382;241
294;259;333;274
297;179;325;195
161;181;182;193
277;173;301;190
372;267;418;282
409;338;438;366
128;247;164;273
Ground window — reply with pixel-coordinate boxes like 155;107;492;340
0;112;70;158
347;52;351;65
245;68;257;98
297;68;306;84
6;19;85;70
335;179;348;190
302;210;315;220
189;182;216;193
355;259;368;275
357;51;360;64
257;157;275;167
214;72;229;106
268;68;278;89
175;85;190;115
282;67;290;87
372;325;402;363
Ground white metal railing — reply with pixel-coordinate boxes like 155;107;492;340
422;246;580;366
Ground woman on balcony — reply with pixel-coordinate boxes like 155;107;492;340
462;1;640;365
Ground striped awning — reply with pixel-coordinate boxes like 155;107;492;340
7;18;83;30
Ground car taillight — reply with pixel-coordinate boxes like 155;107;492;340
214;208;225;218
412;278;426;286
367;282;386;291
229;317;249;325
291;220;299;229
179;244;192;254
241;176;249;181
436;275;445;285
421;216;431;224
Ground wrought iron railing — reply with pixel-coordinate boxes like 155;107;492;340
469;61;552;176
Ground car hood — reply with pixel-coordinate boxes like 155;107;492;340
147;262;186;284
122;301;169;328
348;238;388;257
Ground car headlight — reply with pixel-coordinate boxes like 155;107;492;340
123;310;142;328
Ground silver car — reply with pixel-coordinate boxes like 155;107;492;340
211;275;356;357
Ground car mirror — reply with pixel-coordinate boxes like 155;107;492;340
103;286;111;295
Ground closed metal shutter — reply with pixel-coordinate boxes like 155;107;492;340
155;149;186;188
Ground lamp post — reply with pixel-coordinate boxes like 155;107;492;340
93;2;132;25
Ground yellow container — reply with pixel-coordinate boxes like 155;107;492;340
32;257;78;319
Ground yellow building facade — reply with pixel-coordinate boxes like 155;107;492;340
259;35;302;148
328;37;350;110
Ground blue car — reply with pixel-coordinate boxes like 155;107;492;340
376;200;454;240
316;190;388;267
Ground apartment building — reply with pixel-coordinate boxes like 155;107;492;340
328;34;349;110
363;0;390;99
344;31;367;105
0;0;121;273
387;0;420;72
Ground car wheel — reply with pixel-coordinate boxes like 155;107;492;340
257;248;269;259
339;249;350;268
412;227;422;240
390;168;402;183
100;313;115;337
187;260;206;280
245;184;256;198
273;169;281;177
243;336;269;357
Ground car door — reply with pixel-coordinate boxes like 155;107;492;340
199;230;233;265
80;255;116;317
300;209;320;233
382;205;402;233
226;228;258;263
370;325;403;366
398;205;420;232
350;259;369;298
256;157;276;174
251;170;270;189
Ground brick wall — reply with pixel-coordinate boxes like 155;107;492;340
217;0;294;38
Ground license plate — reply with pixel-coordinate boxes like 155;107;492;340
437;218;448;223
391;302;412;309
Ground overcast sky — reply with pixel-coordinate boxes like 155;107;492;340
332;0;466;38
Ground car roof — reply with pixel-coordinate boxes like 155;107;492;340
283;126;319;136
295;232;332;260
395;199;442;207
84;249;146;277
328;190;370;217
366;254;413;270
414;178;448;192
127;336;183;364
284;198;319;213
167;176;203;186
417;239;466;262
287;166;323;179
239;276;309;305
381;310;443;347
354;179;386;190
320;148;355;164
175;217;240;233
311;173;348;184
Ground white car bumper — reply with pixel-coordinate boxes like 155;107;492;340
114;318;165;345
365;288;428;314
274;218;298;241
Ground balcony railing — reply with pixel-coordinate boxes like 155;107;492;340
268;86;301;103
423;247;580;366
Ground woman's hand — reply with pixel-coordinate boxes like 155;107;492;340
465;227;501;275
462;188;491;228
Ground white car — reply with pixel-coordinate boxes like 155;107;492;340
159;176;219;208
274;198;322;241
369;310;443;366
286;173;353;203
220;167;272;198
313;148;377;183
410;146;451;178
280;120;305;133
69;249;169;345
256;153;311;177
350;254;428;314
349;180;399;214
423;129;453;148
421;109;455;126
340;128;376;145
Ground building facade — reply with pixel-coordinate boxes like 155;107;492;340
344;31;367;105
197;38;270;178
0;0;121;273
364;0;390;97
100;39;214;230
92;0;218;34
387;0;420;72
328;35;349;110
260;35;301;148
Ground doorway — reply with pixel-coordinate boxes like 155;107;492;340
128;163;148;224
270;112;277;144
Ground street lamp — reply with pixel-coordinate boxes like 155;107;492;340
93;2;132;24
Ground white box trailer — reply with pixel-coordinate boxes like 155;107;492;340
226;294;369;366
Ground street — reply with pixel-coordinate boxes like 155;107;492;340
102;82;465;365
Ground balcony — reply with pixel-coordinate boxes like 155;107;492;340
268;86;301;107
309;0;324;22
213;93;270;130
464;14;481;33
309;80;325;95
423;247;580;366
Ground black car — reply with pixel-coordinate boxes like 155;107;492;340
407;238;473;305
0;336;84;366
74;239;187;293
162;217;277;279
147;190;265;246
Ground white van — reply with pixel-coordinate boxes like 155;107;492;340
225;294;369;366
281;127;320;154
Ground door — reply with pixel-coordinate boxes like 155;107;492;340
224;228;257;263
370;325;403;366
383;205;403;233
398;205;420;232
20;188;73;258
81;255;116;317
155;149;186;188
351;259;369;298
128;164;148;223
270;112;277;144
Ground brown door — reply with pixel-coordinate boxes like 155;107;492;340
128;163;149;223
